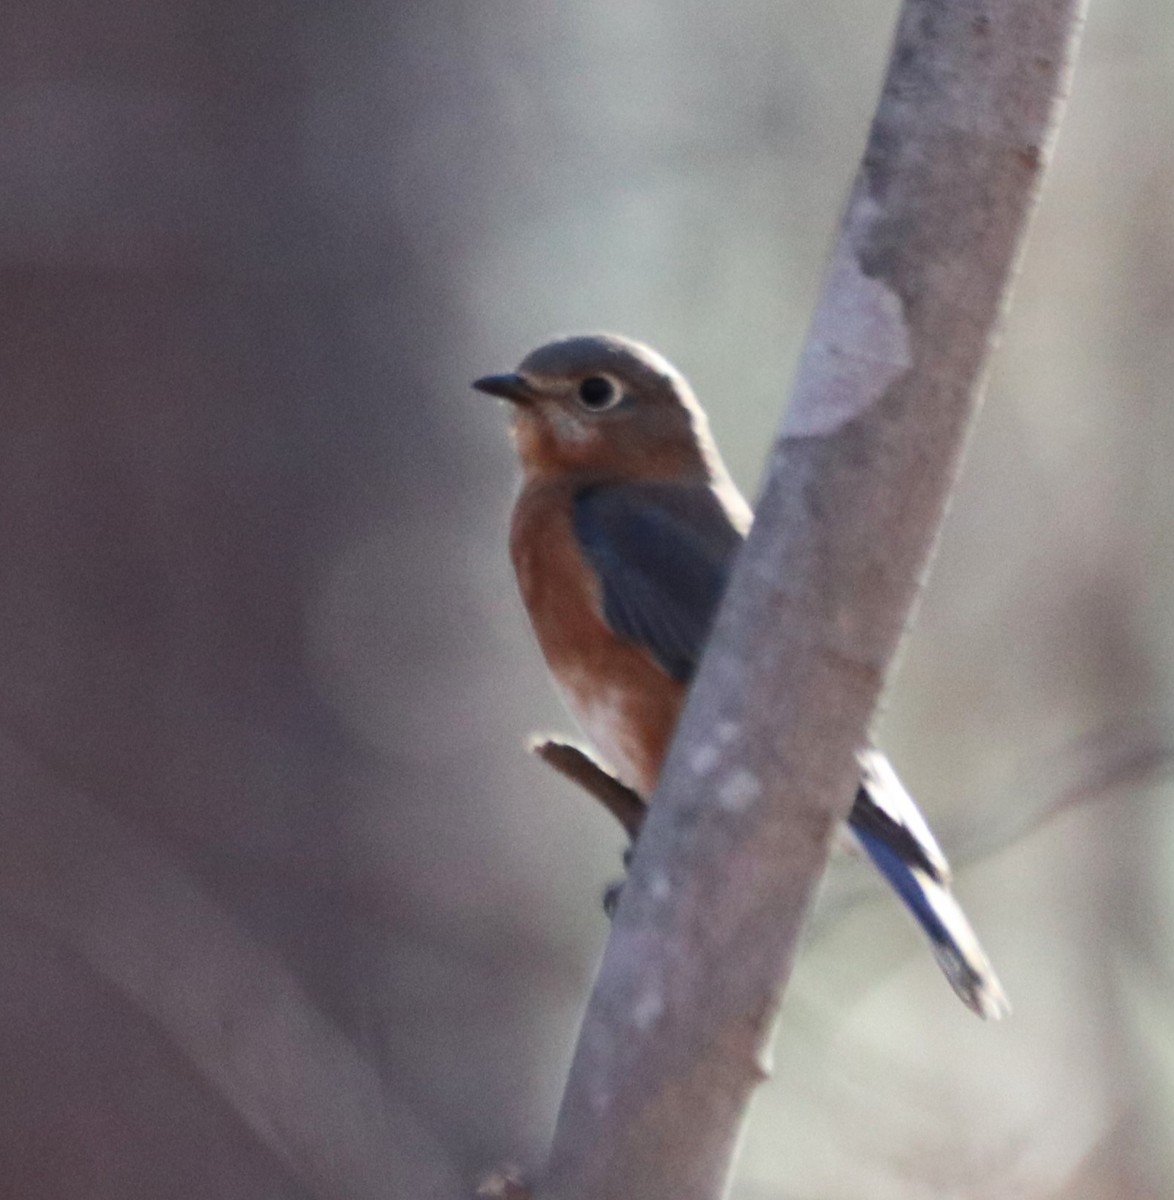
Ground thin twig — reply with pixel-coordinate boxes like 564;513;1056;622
531;737;645;841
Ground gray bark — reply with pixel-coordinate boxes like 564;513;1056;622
539;3;1089;1198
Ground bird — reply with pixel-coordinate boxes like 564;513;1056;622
474;332;1009;1019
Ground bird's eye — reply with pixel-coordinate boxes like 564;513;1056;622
576;375;622;411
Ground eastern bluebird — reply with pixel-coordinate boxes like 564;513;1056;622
475;333;1008;1019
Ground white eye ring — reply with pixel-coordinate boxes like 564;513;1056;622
575;375;623;411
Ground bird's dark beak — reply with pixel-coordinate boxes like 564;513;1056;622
472;372;536;405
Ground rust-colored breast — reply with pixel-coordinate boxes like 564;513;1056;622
510;479;686;797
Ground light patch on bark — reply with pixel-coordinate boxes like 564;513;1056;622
717;769;761;812
632;987;665;1031
690;743;720;775
783;194;912;438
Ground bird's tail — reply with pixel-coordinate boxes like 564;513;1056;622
852;825;1010;1020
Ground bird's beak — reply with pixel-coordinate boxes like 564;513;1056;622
472;372;537;405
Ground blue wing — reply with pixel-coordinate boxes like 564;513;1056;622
572;482;744;682
572;482;1008;1017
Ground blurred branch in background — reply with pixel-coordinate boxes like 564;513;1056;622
0;729;458;1200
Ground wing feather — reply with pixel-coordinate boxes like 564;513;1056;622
571;482;742;682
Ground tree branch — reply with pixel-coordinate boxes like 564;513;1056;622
538;4;1088;1199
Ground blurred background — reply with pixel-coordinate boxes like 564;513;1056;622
1;1;1172;1197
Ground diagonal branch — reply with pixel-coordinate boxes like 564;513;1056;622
0;729;459;1200
538;4;1088;1199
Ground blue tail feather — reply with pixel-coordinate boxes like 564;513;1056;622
851;817;1010;1019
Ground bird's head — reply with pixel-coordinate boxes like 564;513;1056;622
474;334;723;483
